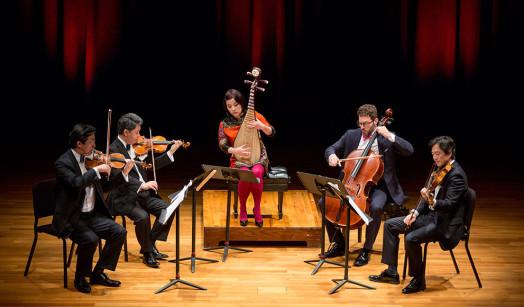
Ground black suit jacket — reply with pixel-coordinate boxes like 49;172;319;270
52;150;115;238
419;161;468;250
107;138;173;215
325;129;414;205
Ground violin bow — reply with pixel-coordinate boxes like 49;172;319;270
406;164;436;230
149;127;158;189
105;109;112;180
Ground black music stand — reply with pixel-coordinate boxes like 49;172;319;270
319;177;375;294
169;170;219;273
298;172;345;275
155;176;210;294
201;164;259;262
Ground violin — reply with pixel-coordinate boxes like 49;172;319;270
133;135;190;156
427;161;453;193
85;150;152;170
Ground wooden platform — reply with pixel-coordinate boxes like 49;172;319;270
202;190;321;248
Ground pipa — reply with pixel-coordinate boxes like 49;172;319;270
233;67;269;166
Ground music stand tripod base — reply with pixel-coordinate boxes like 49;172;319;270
327;184;375;294
155;275;207;293
156;187;206;294
298;172;344;275
203;189;252;262
176;188;218;273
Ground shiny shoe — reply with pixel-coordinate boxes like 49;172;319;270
402;277;426;294
255;220;263;228
74;277;91;293
368;269;400;284
90;272;121;287
240;220;248;227
353;249;370;266
323;242;345;258
143;253;160;268
152;246;169;259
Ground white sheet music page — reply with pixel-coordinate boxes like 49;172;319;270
345;195;373;226
160;180;192;224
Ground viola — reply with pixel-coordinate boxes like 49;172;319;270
133;135;190;156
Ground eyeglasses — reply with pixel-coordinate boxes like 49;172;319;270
357;120;373;127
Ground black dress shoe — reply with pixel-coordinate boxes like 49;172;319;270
74;277;91;293
369;269;400;284
323;242;345;258
240;220;248;227
143;253;160;268
255;220;263;228
353;249;370;266
91;272;121;287
402;277;426;294
152;246;169;259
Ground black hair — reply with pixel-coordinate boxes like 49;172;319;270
68;123;96;149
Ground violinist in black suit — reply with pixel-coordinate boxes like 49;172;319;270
52;123;126;294
107;113;183;268
369;136;468;294
323;104;414;266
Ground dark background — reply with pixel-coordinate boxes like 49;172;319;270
2;0;523;192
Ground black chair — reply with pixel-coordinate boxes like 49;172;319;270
115;215;128;262
24;179;74;288
230;166;291;219
402;188;482;288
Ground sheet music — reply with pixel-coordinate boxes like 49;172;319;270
327;182;373;226
345;195;373;226
327;182;340;192
160;180;192;224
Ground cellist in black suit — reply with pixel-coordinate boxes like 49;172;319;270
107;113;183;268
323;104;414;266
369;136;468;294
52;123;126;294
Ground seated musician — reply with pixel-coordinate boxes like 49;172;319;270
53;123;126;293
323;104;413;266
218;89;275;227
369;136;468;294
107;113;184;268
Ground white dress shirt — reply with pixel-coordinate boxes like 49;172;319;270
71;149;100;213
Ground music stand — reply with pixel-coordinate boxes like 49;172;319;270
320;177;375;294
201;164;259;262
155;174;213;294
170;170;219;273
297;172;375;294
298;172;345;274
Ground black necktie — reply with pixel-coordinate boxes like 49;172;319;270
79;155;85;163
125;144;131;151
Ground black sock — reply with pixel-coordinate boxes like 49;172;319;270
387;265;398;275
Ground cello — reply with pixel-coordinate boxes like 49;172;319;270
325;108;394;229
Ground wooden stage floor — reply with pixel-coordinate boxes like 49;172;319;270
1;177;524;306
